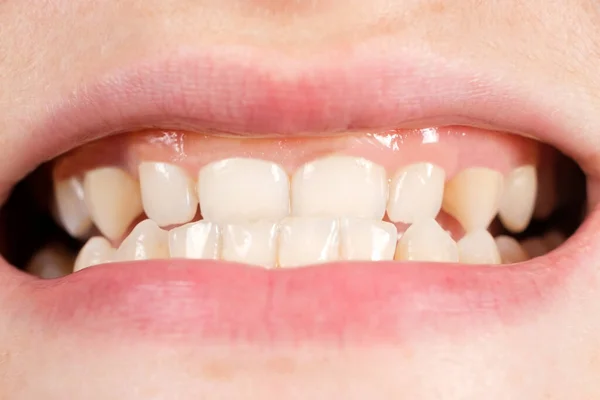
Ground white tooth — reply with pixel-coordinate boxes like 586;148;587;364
292;156;387;219
457;230;501;265
198;158;289;223
387;163;445;224
340;218;397;261
115;219;169;261
168;220;220;259
278;217;340;267
139;162;198;227
442;167;504;232
520;237;550;259
543;230;566;251
26;243;75;278
395;218;459;262
221;221;278;268
83;167;143;240
54;176;93;238
74;237;115;272
498;165;537;233
494;235;529;264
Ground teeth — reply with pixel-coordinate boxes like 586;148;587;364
340;218;397;261
457;230;501;264
292;156;387;219
520;237;550;259
498;166;537;233
387;163;445;224
53;177;93;238
543;230;566;251
221;221;279;267
139;162;198;227
494;235;529;264
83;167;143;240
395;218;459;262
198;158;289;223
168;220;220;259
442;167;504;232
74;237;115;271
278;217;340;267
27;243;75;278
115;219;169;261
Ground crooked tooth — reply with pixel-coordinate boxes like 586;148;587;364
457;230;501;264
278;217;340;268
83;167;143;240
115;219;169;261
221;221;278;267
139;162;198;227
494;235;528;264
498;165;537;233
198;158;289;223
74;237;115;272
53;176;93;238
520;237;549;259
395;218;459;262
27;243;75;278
340;218;397;261
387;163;445;224
168;220;220;259
292;156;387;219
442;167;504;232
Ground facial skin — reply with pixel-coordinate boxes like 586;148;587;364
1;1;600;399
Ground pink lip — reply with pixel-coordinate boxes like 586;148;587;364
2;45;595;344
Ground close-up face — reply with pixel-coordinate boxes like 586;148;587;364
1;1;600;398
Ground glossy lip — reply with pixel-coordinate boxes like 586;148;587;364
2;45;597;343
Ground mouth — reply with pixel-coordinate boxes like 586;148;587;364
1;47;596;342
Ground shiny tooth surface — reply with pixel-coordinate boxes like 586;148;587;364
340;218;397;261
74;237;115;271
115;219;169;261
221;221;279;268
543;230;566;251
292;156;387;219
54;176;93;238
395;218;459;262
494;235;529;264
198;158;289;223
168;220;220;259
83;167;143;240
387;162;445;224
457;230;501;265
498;165;537;233
27;243;75;278
442;167;504;232
278;217;340;267
521;237;550;259
139;162;198;227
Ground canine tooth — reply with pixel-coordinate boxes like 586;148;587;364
198;158;289;223
521;237;550;258
74;237;115;271
278;217;340;267
395;218;459;262
457;230;501;264
27;243;75;278
115;220;169;261
340;218;397;261
54;177;93;238
494;235;528;264
221;221;278;267
168;220;220;259
442;167;504;232
387;163;445;224
498;165;537;233
83;167;143;240
292;156;387;219
139;162;198;227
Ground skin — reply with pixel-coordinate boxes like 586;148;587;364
1;0;600;398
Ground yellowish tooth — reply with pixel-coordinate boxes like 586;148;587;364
26;243;75;278
53;177;93;238
168;220;220;259
494;235;529;264
498;165;537;233
387;162;445;224
457;230;501;265
395;218;458;262
115;220;169;261
520;237;550;259
83;167;143;240
442;167;504;232
221;221;278;268
278;217;340;268
74;237;115;272
340;218;397;261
